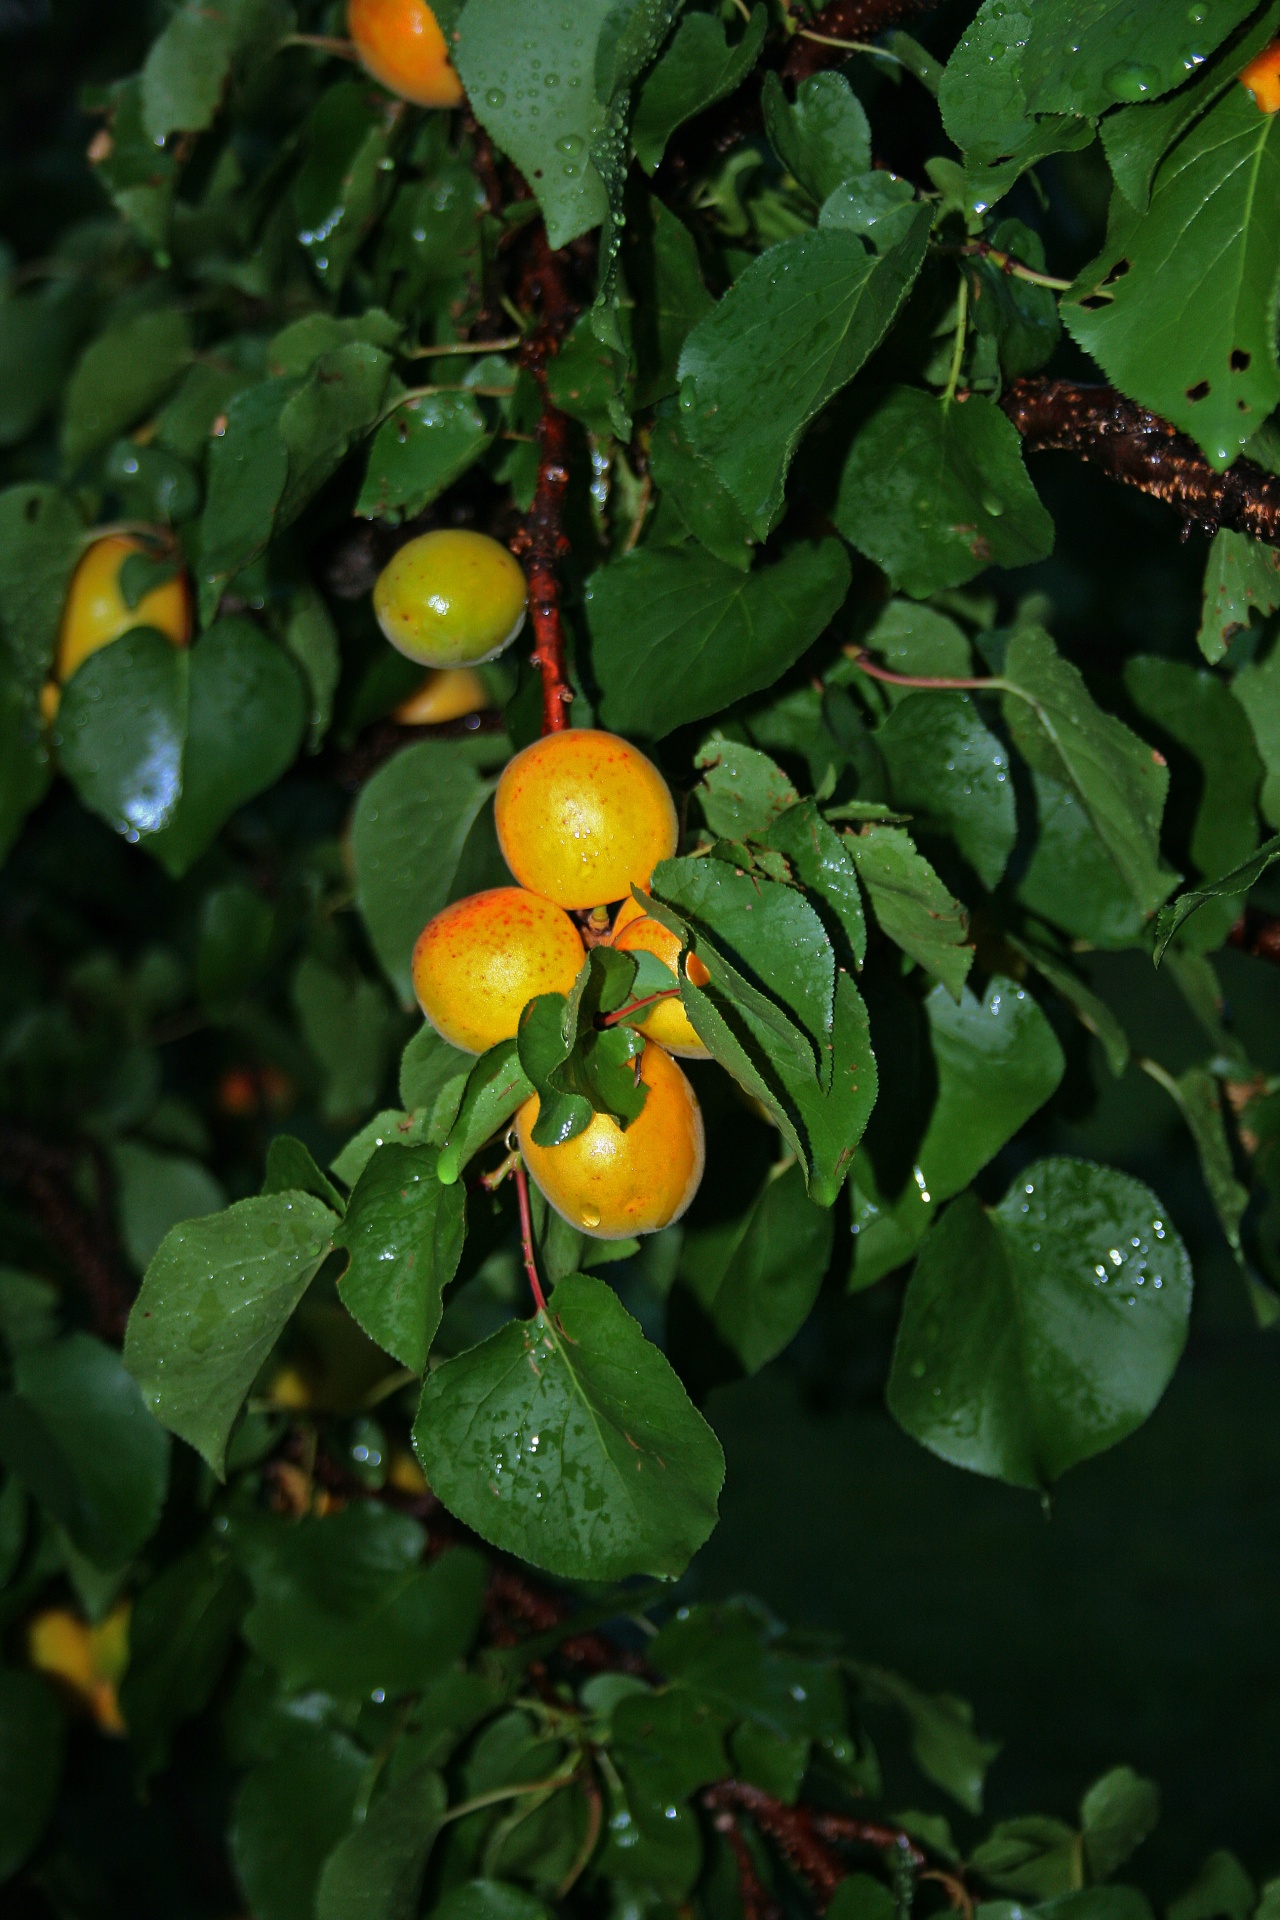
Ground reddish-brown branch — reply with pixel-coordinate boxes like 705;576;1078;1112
515;232;579;735
845;647;995;692
1002;379;1280;549
0;1124;132;1341
513;1161;549;1314
1229;909;1280;967
711;1804;784;1920
782;0;940;81
704;1783;932;1914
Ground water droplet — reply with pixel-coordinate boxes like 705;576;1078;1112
485;87;506;108
910;1358;926;1379
1104;60;1160;101
556;132;585;156
581;1203;601;1228
982;493;1005;516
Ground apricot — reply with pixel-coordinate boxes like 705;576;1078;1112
374;529;526;666
28;1602;129;1734
55;533;190;684
413;885;585;1054
518;1039;704;1238
495;730;679;911
611;896;711;1059
347;0;464;108
393;665;493;726
1241;41;1280;111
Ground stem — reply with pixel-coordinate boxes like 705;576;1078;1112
844;646;996;692
953;239;1073;292
401;335;523;358
798;28;909;63
943;269;970;406
517;230;579;735
280;32;358;58
513;1161;549;1315
600;988;681;1027
439;1767;580;1827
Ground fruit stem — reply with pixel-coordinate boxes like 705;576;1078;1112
280;32;358;59
844;646;996;692
601;989;681;1027
513;1161;549;1315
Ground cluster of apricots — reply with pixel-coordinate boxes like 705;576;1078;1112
412;727;711;1240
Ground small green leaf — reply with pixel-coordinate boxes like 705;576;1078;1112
263;1137;345;1212
198;378;294;619
0;1669;62;1882
918;977;1065;1203
845;824;973;999
124;1192;338;1475
763;800;867;966
335;1144;465;1372
142;0;291;140
847;1662;998;1813
835;388;1053;598
876;690;1017;890
436;1040;534;1186
761;70;871;203
55;627;188;839
1009;936;1130;1077
0;483;83;694
197;882;275;1012
631;6;766;173
826;1876;897;1920
293;955;398;1127
316;1765;447;1920
294;84;399;293
1168;1851;1257;1920
120;1542;249;1781
695;738;798;840
681;1160;834;1373
888;1160;1192;1489
1081;1765;1159;1880
232;1729;368;1920
414;1272;724;1581
1153;830;1280;959
589;538;851;740
1196;529;1280;665
970;1815;1082;1899
61;309;192;470
358;393;491;525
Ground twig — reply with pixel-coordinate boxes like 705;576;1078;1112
513;1161;548;1314
514;232;579;735
1002;379;1280;549
600;988;680;1026
782;0;939;81
946;239;1073;292
844;646;994;691
1229;909;1280;967
0;1125;133;1341
280;32;358;59
711;1803;784;1920
401;336;523;358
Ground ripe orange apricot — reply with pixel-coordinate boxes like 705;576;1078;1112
55;533;190;684
393;666;493;726
517;1039;705;1238
374;530;527;667
413;886;585;1054
1241;40;1280;111
495;729;679;911
611;896;711;1059
347;0;463;108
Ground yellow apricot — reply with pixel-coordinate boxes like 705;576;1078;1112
611;901;712;1059
1242;41;1280;111
517;1040;704;1239
495;729;679;911
393;665;493;725
29;1610;96;1694
56;533;190;685
374;530;526;666
347;0;464;108
413;886;585;1054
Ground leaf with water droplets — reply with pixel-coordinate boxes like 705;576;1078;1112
413;1272;724;1581
124;1191;338;1476
888;1158;1192;1489
335;1144;465;1373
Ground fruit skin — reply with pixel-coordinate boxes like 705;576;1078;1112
55;533;191;685
518;1039;705;1239
393;665;492;726
374;529;527;667
495;729;679;911
611;896;712;1059
413;886;585;1054
347;0;463;108
28;1602;130;1734
1242;41;1280;111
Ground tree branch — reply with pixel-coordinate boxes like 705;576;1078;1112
1229;908;1280;967
703;1782;930;1913
1002;378;1280;549
515;231;579;735
0;1125;132;1342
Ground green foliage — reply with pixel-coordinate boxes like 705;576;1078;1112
2;0;1279;1906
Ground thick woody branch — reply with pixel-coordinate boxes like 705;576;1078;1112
703;1782;928;1913
1002;379;1280;549
516;232;579;735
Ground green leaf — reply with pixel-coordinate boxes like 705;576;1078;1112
650;1600;844;1736
285;582;341;753
1197;529;1280;664
123;1191;337;1475
589;538;850;739
197;378;294;619
400;1023;474;1125
1081;1765;1160;1880
0;1669;62;1882
632;5;766;173
316;1765;447;1920
876;690;1017;889
695;738;798;841
90;76;178;257
61;309;191;470
263;1137;345;1212
517;961;648;1149
1168;1851;1257;1920
647;400;756;567
277;342;393;525
845;824;973;998
0;1333;169;1568
611;1687;730;1798
826;1877;897;1920
55;626;187;838
335;1144;465;1372
1001;627;1175;919
628;197;714;408
113;1140;226;1272
761;70;871;203
232;1728;369;1920
120;1542;249;1780
0;483;83;695
0;281;84;450
141;0;291;139
1153;829;1280;958
240;1509;485;1695
1015;768;1154;947
969;217;1062;378
847;1662;997;1813
918;978;1065;1203
294;84;399;293
358;393;491;525
293;955;397;1127
1064;87;1280;469
197;882;275;1012
351;740;494;1006
1230;641;1280;827
1161;1065;1251;1271
146;618;307;877
678;211;930;535
970;1815;1082;1898
681;1160;834;1373
1008;936;1131;1078
761;800;867;967
888;1160;1192;1490
1124;655;1260;947
0;659;50;862
414;1272;724;1581
436;1040;534;1186
835;388;1053;598
432;1886;550;1920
